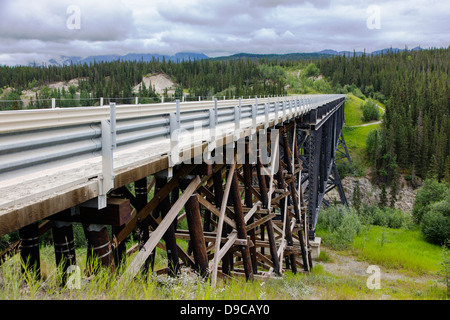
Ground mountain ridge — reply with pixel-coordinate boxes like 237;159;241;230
28;47;422;67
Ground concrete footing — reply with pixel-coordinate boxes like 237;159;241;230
310;237;321;259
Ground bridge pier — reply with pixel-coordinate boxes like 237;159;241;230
83;223;114;274
19;222;40;278
52;220;76;285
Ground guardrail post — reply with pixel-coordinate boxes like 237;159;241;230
264;103;269;129
234;104;240;141
169;100;181;171
275;101;279;125
51;98;56;109
135;97;138;105
207;108;216;161
289;99;293;118
251;103;257;137
214;97;218;126
100;97;104;106
98;102;116;209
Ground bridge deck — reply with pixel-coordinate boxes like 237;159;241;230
0;94;348;282
0;95;344;236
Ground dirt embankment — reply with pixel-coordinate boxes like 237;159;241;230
327;174;418;213
133;73;176;95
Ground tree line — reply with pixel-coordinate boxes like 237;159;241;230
0;57;297;109
318;47;450;183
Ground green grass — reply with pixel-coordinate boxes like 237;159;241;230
302;262;446;299
352;225;443;275
344;93;365;126
343;125;380;154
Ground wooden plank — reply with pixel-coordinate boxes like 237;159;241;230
115;164;196;245
243;202;261;224
147;176;155;193
255;251;274;268
213;231;238;263
245;213;276;232
229;169;254;281
197;195;236;229
50;198;132;226
198;185;235;217
211;162;236;286
176;244;196;268
236;172;262;201
122;175;201;279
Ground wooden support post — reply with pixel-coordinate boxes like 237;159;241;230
135;177;154;274
284;125;309;272
256;151;280;275
276;145;298;274
212;168;232;275
282;129;301;222
243;142;258;274
83;224;114;274
155;176;180;277
230;170;254;281
182;177;209;278
52;219;76;285
110;187;128;266
19;222;40;278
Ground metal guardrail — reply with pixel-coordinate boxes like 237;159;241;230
0;94;345;208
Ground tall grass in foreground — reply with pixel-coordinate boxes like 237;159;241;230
0;244;317;300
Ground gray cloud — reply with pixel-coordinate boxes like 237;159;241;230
0;0;448;65
0;0;134;42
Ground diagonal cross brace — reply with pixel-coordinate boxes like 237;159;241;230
122;175;201;279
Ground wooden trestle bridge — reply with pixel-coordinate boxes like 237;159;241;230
0;94;349;285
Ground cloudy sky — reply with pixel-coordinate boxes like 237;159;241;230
0;0;449;65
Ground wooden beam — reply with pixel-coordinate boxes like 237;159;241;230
49;198;132;226
197;194;236;229
211;162;236;286
115;164;196;245
122;175;201;279
229;169;253;281
245;213;276;232
183;177;209;278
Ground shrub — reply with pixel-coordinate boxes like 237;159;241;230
304;63;320;78
421;199;450;245
351;87;366;100
358;204;412;229
317;205;362;250
362;100;380;122
413;179;448;223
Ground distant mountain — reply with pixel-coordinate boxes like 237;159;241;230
319;47;422;57
213;47;422;61
212;52;332;61
35;52;209;66
28;47;424;67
